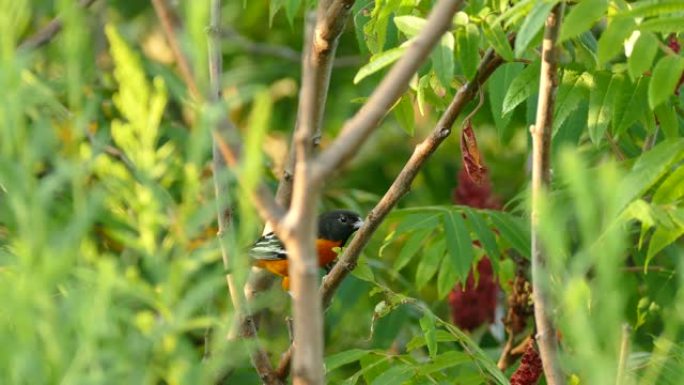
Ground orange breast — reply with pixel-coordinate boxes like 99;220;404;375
316;239;342;267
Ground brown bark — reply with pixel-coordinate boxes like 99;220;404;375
530;4;566;385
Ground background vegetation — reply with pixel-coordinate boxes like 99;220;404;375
0;0;683;384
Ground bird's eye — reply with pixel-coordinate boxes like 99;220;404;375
339;216;347;223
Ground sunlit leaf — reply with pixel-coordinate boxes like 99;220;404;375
419;313;438;359
502;61;541;114
648;55;684;109
588;72;624;144
432;30;455;87
456;24;480;80
628;32;659;80
559;0;608;43
597;16;636;65
514;0;558;57
354;47;406;84
482;17;514;62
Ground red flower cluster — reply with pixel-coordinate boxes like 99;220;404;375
448;258;498;330
510;340;544;385
668;34;681;54
452;168;501;210
449;167;501;330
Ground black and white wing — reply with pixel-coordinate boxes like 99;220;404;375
248;232;287;260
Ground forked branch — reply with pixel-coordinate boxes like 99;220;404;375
276;47;506;379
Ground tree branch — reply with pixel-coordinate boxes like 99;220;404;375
312;0;465;181
322;48;502;307
275;47;505;379
150;0;201;99
228;3;355;381
18;0;98;51
221;25;362;68
208;1;281;384
530;4;565;385
275;1;355;209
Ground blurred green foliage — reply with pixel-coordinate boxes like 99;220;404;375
0;0;683;384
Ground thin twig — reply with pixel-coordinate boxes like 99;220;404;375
615;324;631;385
275;1;356;210
231;3;356;381
275;46;505;380
150;0;201;99
530;4;565;385
276;11;326;384
18;0;98;51
605;132;626;161
312;0;466;181
208;1;281;384
221;25;363;68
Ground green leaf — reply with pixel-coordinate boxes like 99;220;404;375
617;139;684;211
588;72;624;144
496;0;535;28
456;24;480;80
419;313;438;359
648;56;684;109
269;0;286;26
395;213;441;233
514;0;558;57
554;70;591;135
354;47;407;84
415;239;445;289
406;330;456;351
364;0;402;54
432;30;455;87
463;208;500;268
284;0;301;26
614;76;649;135
646;223;684;267
489;212;531;257
394;15;425;37
628;32;659;80
489;63;524;142
482;17;514;62
597;16;636;65
416;75;430;116
326;349;371;372
575;30;598;69
443;211;474;281
559;0;608;43
653;166;684;204
502;61;541;114
437;253;459;299
626;1;684;18
393;94;415;136
418;351;470;375
352;261;375;282
394;228;432;273
639;16;684;33
654;102;679;139
370;364;414;385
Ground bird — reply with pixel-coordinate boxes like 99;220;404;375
249;210;364;290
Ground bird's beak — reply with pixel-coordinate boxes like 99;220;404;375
353;218;364;229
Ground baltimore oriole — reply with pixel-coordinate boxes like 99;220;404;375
249;210;363;290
